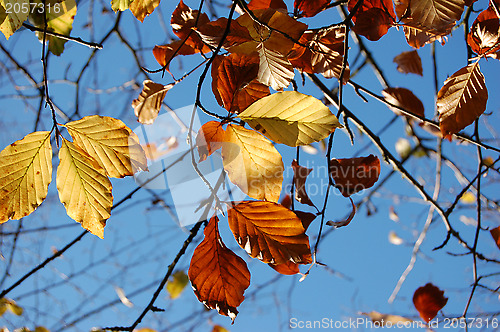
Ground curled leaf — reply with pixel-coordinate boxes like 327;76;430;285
326;197;356;228
132;80;174;125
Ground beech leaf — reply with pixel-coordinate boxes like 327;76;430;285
295;0;330;17
129;0;161;22
269;261;300;275
132;80;174;125
166;271;189;299
111;0;133;12
393;50;423;76
171;0;210;52
467;7;500;57
291;160;314;206
348;0;395;41
227;201;312;265
490;226;500;250
0;0;29;39
329;155;381;197
248;0;287;11
382;87;425;118
196;121;225;162
436;62;488;137
189;216;250;323
238;91;341;147
413;283;448;322
257;42;295;91
0;131;52;223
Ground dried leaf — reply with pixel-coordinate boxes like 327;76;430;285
269;261;300;275
382;87;425;118
132;80;174;125
0;298;23;316
467;7;500;57
291;160;314;206
129;0;161;22
57;138;113;239
247;0;287;11
171;0;210;52
0;131;52;223
256;42;295;91
490;225;500;250
166;271;189;299
189;216;250;323
295;0;330;17
196;121;226;162
329;155;381;197
413;283;448;322
111;0;133;11
460;191;476;204
238;91;342;147
222;125;284;202
227;201;312;264
348;0;395;41
436;62;488;137
64;115;147;178
152;41;199;69
402;26;446;49
393;50;423;76
195;18;253;51
326;197;356;227
0;0;29;39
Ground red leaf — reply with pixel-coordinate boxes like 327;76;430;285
171;0;211;52
196;121;226;162
467;7;500;57
490;226;500;250
329;155;381;197
189;216;251;323
248;0;288;11
269;261;300;275
152;41;199;69
291;160;314;207
195;18;253;51
295;0;330;17
393;50;423;76
348;0;395;41
413;283;448;322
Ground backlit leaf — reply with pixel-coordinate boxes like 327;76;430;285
0;298;23;316
222;125;283;202
152;41;199;69
212;326;229;332
166;271;189;299
0;0;29;39
196;121;225;162
171;0;210;52
114;286;133;307
291;160;314;206
436;62;488;137
467;7;500;57
269;261;300;275
0;131;52;223
57;138;113;239
295;0;330;17
111;0;133;11
329;155;381;197
362;311;413;326
129;0;160;22
227;201;312;265
413;283;448;322
348;0;395;41
64;115;147;178
238;91;342;147
402;26;445;49
382;87;425;118
490;226;500;250
195;18;253;51
189;216;250;323
248;0;287;10
256;42;295;91
393;50;423;76
132;80;174;125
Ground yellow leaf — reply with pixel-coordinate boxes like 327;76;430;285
64;115;147;178
34;327;50;332
460;192;476;204
56;138;113;239
0;298;23;316
0;131;52;223
238;91;341;147
222;125;283;202
129;0;160;22
166;270;189;299
134;329;157;332
0;0;30;39
132;80;174;125
111;0;133;11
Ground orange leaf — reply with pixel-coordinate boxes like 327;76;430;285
490;226;500;250
348;0;395;41
152;41;199;69
382;87;425;118
227;201;312;265
195;18;253;51
189;216;251;323
269;261;300;275
295;0;330;17
329;155;381;197
291;160;314;207
248;0;288;11
467;7;500;57
413;283;448;322
196;121;225;162
403;26;446;49
437;62;488;137
393;50;423;76
171;0;211;52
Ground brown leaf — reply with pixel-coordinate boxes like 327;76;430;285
436;62;488;137
171;0;211;52
289;26;350;82
129;0;160;22
227;201;312;265
326;197;356;227
362;311;413;326
393;50;423;76
294;211;317;231
247;0;288;11
280;194;292;209
195;18;253;51
132;80;174;125
403;26;446;49
291;160;314;206
268;261;300;275
329;155;381;197
348;0;395;41
189;216;251;323
152;41;199;69
413;283;448;322
295;0;331;17
196;121;225;162
382;87;425;118
490;226;500;250
467;7;500;57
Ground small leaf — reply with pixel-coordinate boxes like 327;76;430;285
388;231;404;245
212;326;229;332
111;0;133;12
129;0;161;22
393;50;423;76
248;0;287;10
437;62;488;137
222;125;284;202
0;0;30;39
348;0;395;41
227;201;312;265
460;192;476;204
57;138;113;239
329;155;381;197
395;138;412;159
489;226;500;250
196;121;226;162
0;131;52;223
132;80;174;125
238;91;341;147
295;0;330;17
413;283;448;322
467;7;500;57
268;261;300;275
166;271;189;299
291;160;314;206
189;216;251;323
152;41;200;69
64;115;148;178
326;197;356;228
382;87;425;118
362;311;413;326
114;286;133;308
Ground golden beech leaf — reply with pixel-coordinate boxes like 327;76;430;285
64;115;147;178
413;283;448;322
111;0;133;12
189;216;251;323
291;160;314;207
222;125;284;202
196;121;226;162
467;7;500;57
132;80;174;125
171;0;211;52
348;0;395;41
436;62;488;137
129;0;161;22
166;270;189;299
268;261;300;275
382;87;425;118
295;0;330;17
393;50;423;76
0;131;52;223
227;201;312;265
329;155;381;197
0;0;30;39
238;91;342;147
490;226;500;250
57;138;113;239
